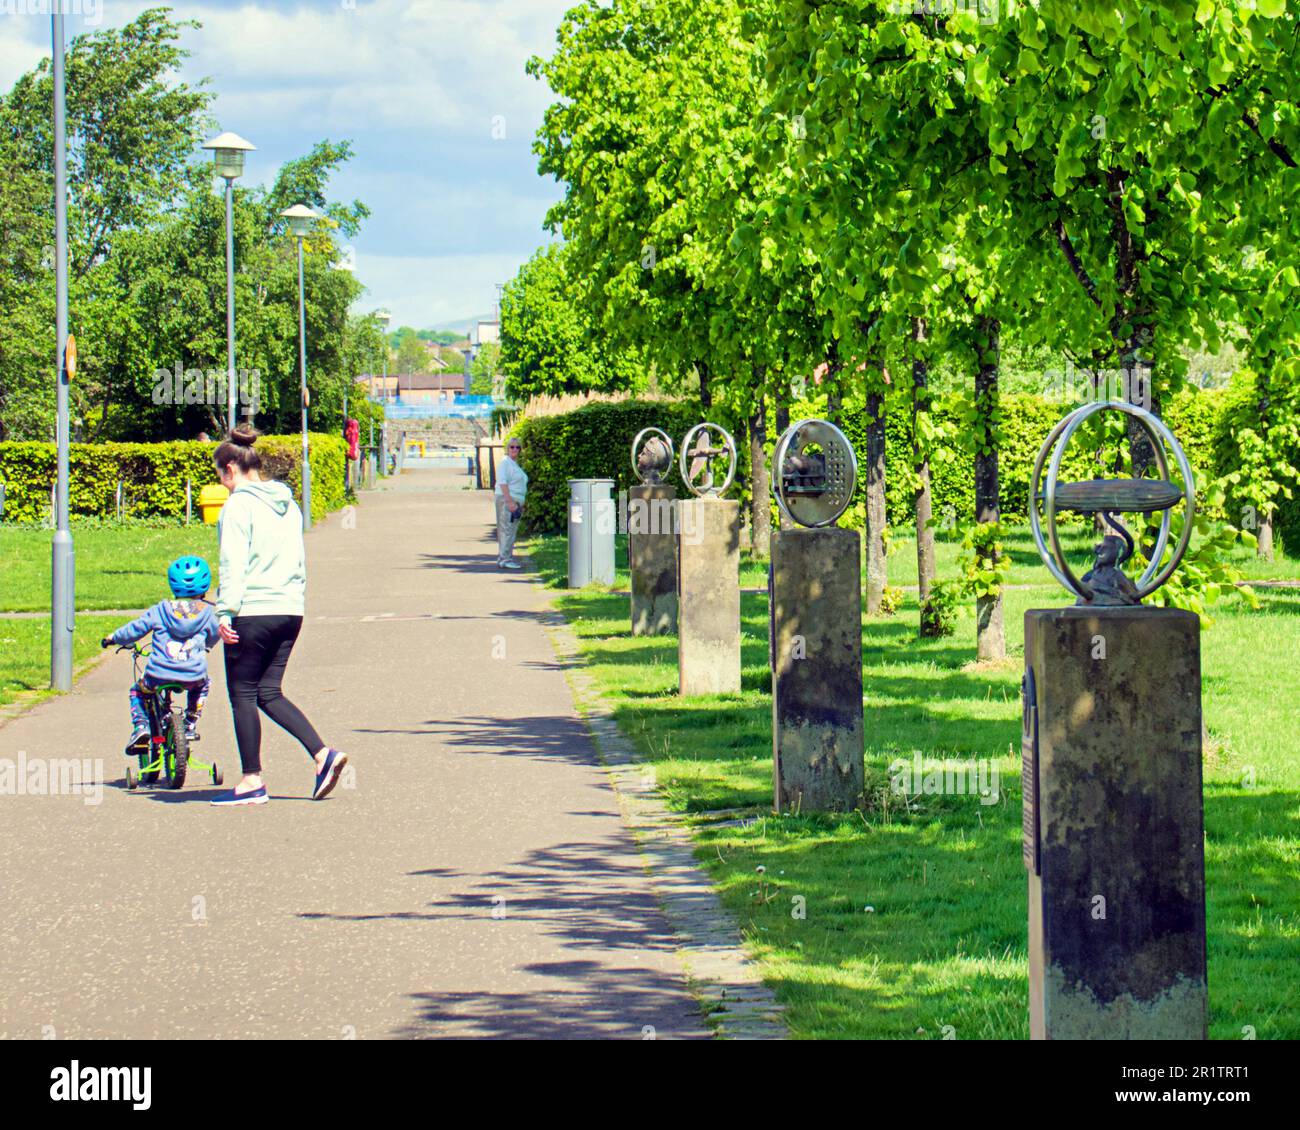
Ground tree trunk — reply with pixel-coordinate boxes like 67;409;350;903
912;318;938;634
1256;364;1275;560
697;360;712;412
824;341;843;426
864;387;887;615
749;390;771;559
1107;167;1159;476
773;402;793;529
974;316;1005;662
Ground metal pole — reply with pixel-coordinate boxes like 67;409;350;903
225;176;236;432
297;237;312;529
50;13;74;692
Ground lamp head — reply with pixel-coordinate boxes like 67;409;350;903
202;131;255;180
280;203;321;239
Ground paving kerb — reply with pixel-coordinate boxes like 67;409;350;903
536;583;787;1040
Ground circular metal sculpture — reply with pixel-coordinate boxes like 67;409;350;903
631;427;674;484
1030;400;1195;605
679;422;737;497
772;418;858;528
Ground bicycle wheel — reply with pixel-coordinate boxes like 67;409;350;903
165;710;189;789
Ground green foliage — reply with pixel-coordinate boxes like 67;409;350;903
919;580;964;638
0;10;372;444
511;385;1261;547
470;342;501;395
0;434;347;525
499;244;645;400
1214;366;1300;545
511;399;702;534
395;335;430;376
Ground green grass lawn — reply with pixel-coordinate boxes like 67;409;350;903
529;527;1300;1039
0;522;219;612
0;521;219;710
0;614;128;709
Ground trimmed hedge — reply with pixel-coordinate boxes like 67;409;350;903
857;387;1225;529
0;433;347;525
512;400;707;535
511;387;1249;540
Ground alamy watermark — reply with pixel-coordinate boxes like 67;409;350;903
1042;360;1152;410
0;751;103;806
2;0;101;26
888;0;1003;25
151;363;262;410
567;492;706;545
889;752;1000;805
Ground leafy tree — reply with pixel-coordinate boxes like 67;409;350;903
499;243;643;400
470;342;501;395
395;334;430;376
0;8;371;442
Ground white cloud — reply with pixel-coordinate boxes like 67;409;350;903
106;0;566;136
349;248;543;329
1;0;575;329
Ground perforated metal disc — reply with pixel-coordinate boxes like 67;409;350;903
773;418;857;528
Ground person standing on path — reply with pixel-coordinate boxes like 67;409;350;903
495;437;527;570
209;426;348;807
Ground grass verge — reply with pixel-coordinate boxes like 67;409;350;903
0;522;219;613
529;528;1300;1039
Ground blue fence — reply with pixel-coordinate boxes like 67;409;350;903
382;396;499;419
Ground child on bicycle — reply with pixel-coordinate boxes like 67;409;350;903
101;556;221;750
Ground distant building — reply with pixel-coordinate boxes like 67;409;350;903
421;341;451;370
472;320;499;351
356;372;470;401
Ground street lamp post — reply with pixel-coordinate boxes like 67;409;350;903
374;310;391;472
50;13;74;691
281;203;322;529
376;309;391;401
201;131;255;431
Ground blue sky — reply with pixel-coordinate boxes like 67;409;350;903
0;0;571;330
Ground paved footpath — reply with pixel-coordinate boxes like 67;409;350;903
0;469;709;1039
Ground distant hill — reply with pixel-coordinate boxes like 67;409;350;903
429;313;495;335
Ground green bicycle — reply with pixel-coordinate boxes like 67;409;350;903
119;643;223;791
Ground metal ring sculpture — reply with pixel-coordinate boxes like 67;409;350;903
631;427;674;485
679;422;737;498
772;418;858;528
1030;400;1195;603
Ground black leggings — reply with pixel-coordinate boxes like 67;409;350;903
223;615;324;774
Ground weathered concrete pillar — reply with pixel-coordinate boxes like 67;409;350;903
628;483;677;636
771;527;864;813
1023;606;1207;1040
677;497;740;696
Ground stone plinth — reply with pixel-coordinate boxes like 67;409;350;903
1024;606;1206;1040
629;483;678;636
771;527;864;813
677;497;741;696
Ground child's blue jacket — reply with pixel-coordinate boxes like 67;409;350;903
107;600;219;684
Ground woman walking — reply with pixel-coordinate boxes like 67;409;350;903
209;426;347;807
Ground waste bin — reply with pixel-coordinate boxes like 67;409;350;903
567;478;616;588
198;483;230;525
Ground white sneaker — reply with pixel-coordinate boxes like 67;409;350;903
501;561;522;570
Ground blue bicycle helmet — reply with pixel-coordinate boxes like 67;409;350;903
167;555;212;599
